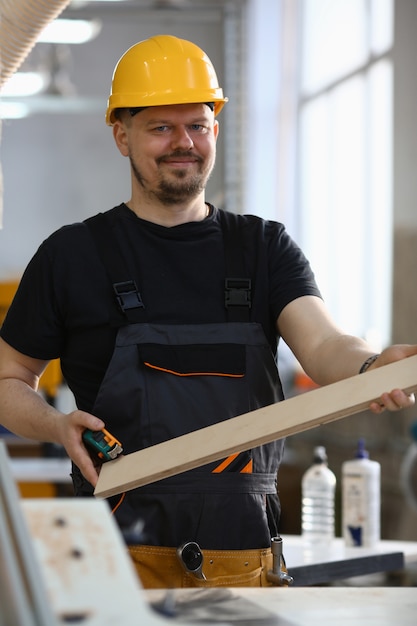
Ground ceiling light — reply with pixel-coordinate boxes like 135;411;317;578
0;101;31;119
71;0;129;4
0;72;47;97
38;19;102;45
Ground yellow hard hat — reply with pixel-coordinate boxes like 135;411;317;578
105;34;228;125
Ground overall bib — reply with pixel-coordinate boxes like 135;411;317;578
74;209;287;587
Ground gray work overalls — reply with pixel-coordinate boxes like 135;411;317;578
74;209;286;586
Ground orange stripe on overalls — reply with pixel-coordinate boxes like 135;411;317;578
212;453;240;473
212;453;253;473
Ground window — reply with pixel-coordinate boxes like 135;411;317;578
296;0;394;347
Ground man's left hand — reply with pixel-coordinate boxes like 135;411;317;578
367;344;417;413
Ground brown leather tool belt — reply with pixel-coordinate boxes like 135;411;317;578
128;544;289;589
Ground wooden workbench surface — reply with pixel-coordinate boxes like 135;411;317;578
146;587;417;625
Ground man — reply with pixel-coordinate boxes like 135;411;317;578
0;35;415;588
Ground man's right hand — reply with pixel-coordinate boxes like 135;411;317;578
56;410;105;487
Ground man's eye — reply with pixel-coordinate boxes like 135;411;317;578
154;125;169;132
190;124;206;131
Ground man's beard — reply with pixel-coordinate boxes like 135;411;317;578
129;152;213;205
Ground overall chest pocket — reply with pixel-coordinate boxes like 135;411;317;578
138;343;246;378
136;342;249;447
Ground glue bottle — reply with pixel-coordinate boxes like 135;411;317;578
342;438;380;547
301;446;336;544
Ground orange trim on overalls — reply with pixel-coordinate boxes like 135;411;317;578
212;454;253;474
144;362;245;378
239;459;253;473
212;453;240;473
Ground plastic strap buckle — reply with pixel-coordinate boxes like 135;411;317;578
113;281;144;312
224;278;251;309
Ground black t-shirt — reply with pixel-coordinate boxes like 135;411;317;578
1;204;321;411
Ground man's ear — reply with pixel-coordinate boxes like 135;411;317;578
113;120;129;157
213;119;219;141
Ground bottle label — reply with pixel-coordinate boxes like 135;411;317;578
342;473;380;547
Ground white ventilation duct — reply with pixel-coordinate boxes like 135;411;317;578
0;0;70;226
0;0;71;88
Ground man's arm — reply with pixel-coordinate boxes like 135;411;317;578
277;295;417;412
0;337;104;486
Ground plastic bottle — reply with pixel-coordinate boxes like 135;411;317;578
342;438;380;548
301;446;336;544
400;421;417;513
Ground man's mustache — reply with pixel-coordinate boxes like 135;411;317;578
156;151;204;164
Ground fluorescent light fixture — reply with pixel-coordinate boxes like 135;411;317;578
0;101;31;119
0;96;103;118
71;0;128;3
38;19;102;45
0;72;47;97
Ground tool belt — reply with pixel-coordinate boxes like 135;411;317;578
128;544;289;588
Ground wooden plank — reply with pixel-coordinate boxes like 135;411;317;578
95;354;417;498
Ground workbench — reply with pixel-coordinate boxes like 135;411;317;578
8;454;72;497
281;534;417;586
146;586;417;625
1;472;416;625
3;442;417;626
3;433;72;497
9;457;72;483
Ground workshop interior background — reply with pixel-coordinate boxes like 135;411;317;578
1;0;417;542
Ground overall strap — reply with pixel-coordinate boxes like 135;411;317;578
85;212;146;324
219;209;252;323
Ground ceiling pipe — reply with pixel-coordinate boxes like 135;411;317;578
0;0;70;226
0;0;71;88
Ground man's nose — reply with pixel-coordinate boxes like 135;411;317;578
170;127;194;150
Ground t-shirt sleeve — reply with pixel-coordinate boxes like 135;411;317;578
1;239;65;360
266;221;322;321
